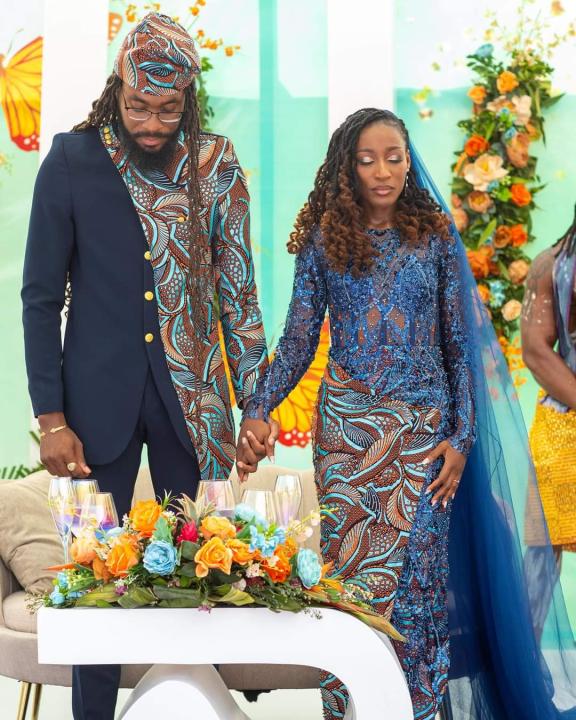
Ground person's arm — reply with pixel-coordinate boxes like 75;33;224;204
241;235;328;423
213;139;268;409
521;250;576;409
426;235;476;507
21;134;90;477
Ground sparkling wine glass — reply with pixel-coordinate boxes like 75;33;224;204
71;479;100;536
274;474;303;526
79;492;119;532
48;477;75;564
195;480;236;518
240;489;279;525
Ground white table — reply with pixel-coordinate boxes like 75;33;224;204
37;606;412;719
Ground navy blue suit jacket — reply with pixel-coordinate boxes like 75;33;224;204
22;129;193;464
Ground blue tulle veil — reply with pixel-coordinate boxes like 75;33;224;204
409;142;576;719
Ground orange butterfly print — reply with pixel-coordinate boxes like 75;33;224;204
108;13;123;44
220;318;330;449
0;36;42;152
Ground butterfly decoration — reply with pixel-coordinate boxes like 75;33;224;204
109;13;123;44
0;36;42;152
220;318;330;448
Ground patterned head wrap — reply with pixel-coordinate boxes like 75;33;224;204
114;12;201;95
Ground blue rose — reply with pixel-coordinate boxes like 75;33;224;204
56;572;69;590
475;43;494;58
273;527;286;545
488;280;506;308
49;589;66;606
487;180;500;192
67;591;83;600
249;526;278;557
143;540;177;575
297;549;322;589
234;503;268;529
498;107;511;118
504;127;518;141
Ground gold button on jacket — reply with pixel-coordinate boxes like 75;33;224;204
144;333;154;343
144;291;154;301
144;250;151;260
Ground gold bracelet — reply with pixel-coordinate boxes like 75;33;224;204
39;424;68;438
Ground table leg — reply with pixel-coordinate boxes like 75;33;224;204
117;664;250;720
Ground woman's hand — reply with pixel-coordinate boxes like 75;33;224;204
424;440;466;508
235;419;279;483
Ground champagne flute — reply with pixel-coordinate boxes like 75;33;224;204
48;477;75;564
275;474;302;526
71;479;100;536
79;492;119;532
240;489;279;525
195;480;236;518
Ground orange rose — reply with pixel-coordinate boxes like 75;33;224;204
510;224;528;247
70;529;99;565
506;133;530;168
508;259;530;284
452;208;469;233
226;538;256;566
496;70;519;94
129;500;162;537
510;183;532;207
261;552;291;583
468;85;487;105
105;536;140;578
525;122;540;140
494;225;512;249
451;193;462;209
281;537;298;559
93;556;112;583
477;284;491;304
464;135;490;157
467;191;493;214
200;516;236;541
466;246;495;279
502;299;522;322
195;536;233;577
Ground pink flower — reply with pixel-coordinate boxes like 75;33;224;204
177;521;199;544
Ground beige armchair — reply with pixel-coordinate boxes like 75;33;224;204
0;466;320;719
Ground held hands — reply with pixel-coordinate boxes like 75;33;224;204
423;440;466;509
39;414;91;478
235;418;279;483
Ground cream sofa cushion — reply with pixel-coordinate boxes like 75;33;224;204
0;471;63;594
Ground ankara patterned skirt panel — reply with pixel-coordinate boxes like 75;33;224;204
314;361;450;720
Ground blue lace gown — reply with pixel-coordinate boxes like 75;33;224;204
244;227;476;720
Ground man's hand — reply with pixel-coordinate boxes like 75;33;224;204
39;413;91;478
236;418;279;483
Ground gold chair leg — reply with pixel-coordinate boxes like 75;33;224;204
16;681;31;720
30;684;43;720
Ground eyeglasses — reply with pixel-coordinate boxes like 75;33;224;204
122;93;184;124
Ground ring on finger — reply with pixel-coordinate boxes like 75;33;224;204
66;462;77;472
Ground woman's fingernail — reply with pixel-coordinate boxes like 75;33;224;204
431;499;437;507
422;458;430;466
269;455;276;464
443;499;447;508
242;438;247;445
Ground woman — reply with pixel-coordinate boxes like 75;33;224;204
239;109;576;720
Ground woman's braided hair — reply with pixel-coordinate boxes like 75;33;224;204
288;108;451;276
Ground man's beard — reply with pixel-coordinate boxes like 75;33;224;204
117;115;180;173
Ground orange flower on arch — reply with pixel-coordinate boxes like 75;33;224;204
510;184;532;207
466;246;495;279
510;224;528;247
468;85;487;105
464;135;490;157
497;70;519;94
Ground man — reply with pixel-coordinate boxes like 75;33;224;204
22;13;273;719
521;207;576;637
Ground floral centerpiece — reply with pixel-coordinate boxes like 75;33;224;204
450;1;574;372
38;495;403;642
